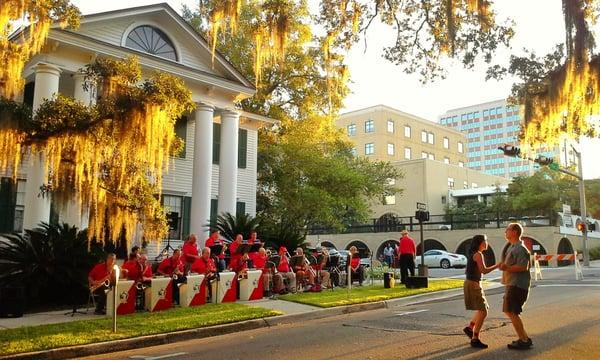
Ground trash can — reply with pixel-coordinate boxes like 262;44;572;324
0;286;25;318
384;272;395;288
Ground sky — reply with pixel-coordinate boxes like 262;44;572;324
69;0;600;179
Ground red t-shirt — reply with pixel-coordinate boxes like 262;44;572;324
399;236;416;255
182;242;199;263
89;263;110;281
350;255;360;269
158;257;184;276
252;253;267;270
191;257;217;275
229;241;242;268
205;236;225;259
123;260;152;281
277;255;290;273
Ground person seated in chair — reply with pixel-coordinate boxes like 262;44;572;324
253;247;283;295
191;247;217;301
228;234;245;271
293;247;315;290
88;253;117;315
157;249;186;305
313;247;331;289
205;230;226;272
123;254;152;310
349;246;365;286
277;246;296;293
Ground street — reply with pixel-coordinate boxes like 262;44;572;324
78;266;600;360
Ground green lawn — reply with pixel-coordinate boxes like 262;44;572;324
0;303;281;356
279;279;464;307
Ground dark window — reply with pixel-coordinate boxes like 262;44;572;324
210;199;218;228
238;129;247;168
174;116;187;158
23;82;35;108
236;201;246;217
0;178;16;233
212;123;221;164
125;26;177;61
182;196;191;239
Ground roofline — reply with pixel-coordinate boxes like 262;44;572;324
240;110;278;125
440;99;511;115
53;2;255;90
340;104;465;137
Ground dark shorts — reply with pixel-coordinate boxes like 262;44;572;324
503;285;529;315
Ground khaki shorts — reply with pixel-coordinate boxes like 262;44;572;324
464;280;489;311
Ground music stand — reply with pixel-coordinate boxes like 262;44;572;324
235;243;251;255
289;255;304;270
249;243;263;253
210;244;224;257
267;255;281;268
64;282;89;316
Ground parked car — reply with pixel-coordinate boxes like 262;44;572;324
415;250;467;269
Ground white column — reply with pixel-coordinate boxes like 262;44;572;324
190;103;214;241
60;73;94;229
22;63;61;231
217;109;239;216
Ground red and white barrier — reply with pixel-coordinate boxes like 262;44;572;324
532;251;583;281
106;280;136;316
180;274;206;307
145;276;172;312
239;270;263;301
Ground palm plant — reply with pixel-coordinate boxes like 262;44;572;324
259;221;309;251
213;212;261;242
0;222;103;306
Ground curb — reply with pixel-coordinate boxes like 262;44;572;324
1;285;475;360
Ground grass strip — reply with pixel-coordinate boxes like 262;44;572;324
0;303;281;356
279;279;464;308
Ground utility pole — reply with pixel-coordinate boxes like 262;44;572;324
498;144;589;266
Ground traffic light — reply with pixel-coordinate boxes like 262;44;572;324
588;221;597;232
576;222;587;232
415;210;430;222
498;144;521;157
535;155;554;166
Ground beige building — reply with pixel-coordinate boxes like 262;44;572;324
373;158;510;219
338;105;468;167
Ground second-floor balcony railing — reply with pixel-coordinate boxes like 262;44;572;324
308;212;556;235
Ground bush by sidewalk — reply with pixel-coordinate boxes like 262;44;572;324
0;303;281;356
279;279;463;307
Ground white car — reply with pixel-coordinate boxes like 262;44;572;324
415;250;467;269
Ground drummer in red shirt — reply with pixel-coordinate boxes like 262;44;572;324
157;249;186;305
205;230;226;272
277;246;296;293
88;253;116;315
182;234;201;273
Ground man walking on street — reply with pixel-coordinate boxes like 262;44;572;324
398;230;416;284
500;222;533;350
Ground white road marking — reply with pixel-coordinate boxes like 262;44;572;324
129;352;187;360
536;284;600;287
393;309;429;316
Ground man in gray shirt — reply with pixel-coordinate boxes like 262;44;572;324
499;222;532;350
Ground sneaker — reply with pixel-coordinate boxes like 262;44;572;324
463;326;473;338
470;339;488;349
508;339;533;350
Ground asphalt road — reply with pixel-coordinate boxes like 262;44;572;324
78;266;600;360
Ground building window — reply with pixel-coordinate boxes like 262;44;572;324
444;157;450;164
162;195;183;240
448;177;455;188
347;123;356;136
464;181;468;189
404;125;411;138
441;195;447;205
365;142;374;155
428;132;434;144
421;152;428;159
174;116;187;158
387;119;395;133
421;130;427;143
443;137;449;149
365;119;374;133
458;161;464;167
458;142;464;153
472;183;478;188
428;153;435;160
404;147;412;160
387;143;395;156
125;25;177;61
384;179;396;205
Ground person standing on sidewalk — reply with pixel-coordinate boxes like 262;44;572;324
463;234;500;349
499;222;533;350
398;230;416;284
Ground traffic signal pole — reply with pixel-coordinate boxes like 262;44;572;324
498;144;590;266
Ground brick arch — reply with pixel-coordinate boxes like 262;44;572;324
456;238;496;265
319;241;337;250
376;239;400;262
557;237;575;266
346;240;371;258
416;238;447;255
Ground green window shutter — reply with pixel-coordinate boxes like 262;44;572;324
49;199;59;226
23;82;35;108
0;177;16;233
212;123;221;164
182;196;191;238
236;201;246;218
174;116;187;158
238;128;247;169
210;199;218;228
